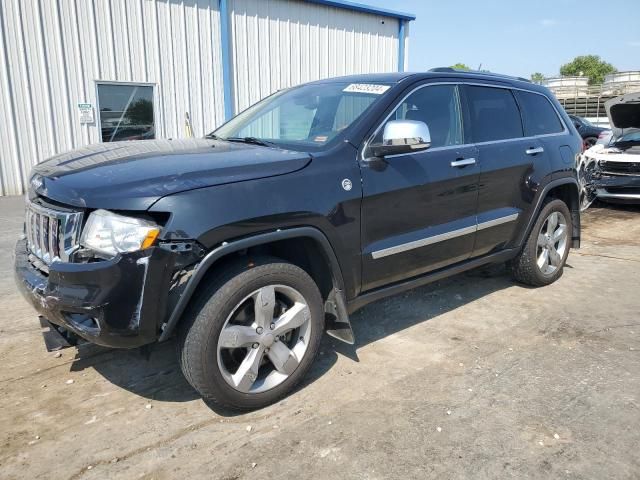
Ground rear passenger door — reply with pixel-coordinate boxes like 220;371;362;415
462;84;549;257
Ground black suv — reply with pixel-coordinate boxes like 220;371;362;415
15;70;582;410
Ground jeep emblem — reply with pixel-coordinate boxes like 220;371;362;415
341;179;352;191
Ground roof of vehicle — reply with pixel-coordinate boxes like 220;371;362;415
309;68;544;91
308;72;415;84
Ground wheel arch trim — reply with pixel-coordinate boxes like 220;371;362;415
519;177;581;249
159;226;347;342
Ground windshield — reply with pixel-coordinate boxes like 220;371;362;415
212;82;391;151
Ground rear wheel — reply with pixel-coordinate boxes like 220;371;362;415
509;199;572;286
177;257;324;410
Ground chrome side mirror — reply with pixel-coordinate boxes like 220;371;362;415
369;120;432;158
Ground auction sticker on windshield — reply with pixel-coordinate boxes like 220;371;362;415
343;84;390;95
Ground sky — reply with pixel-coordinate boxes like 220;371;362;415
363;0;639;79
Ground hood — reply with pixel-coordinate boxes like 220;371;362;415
31;139;311;210
583;143;640;160
605;93;640;129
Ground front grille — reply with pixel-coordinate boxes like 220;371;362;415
25;201;83;266
600;160;640;176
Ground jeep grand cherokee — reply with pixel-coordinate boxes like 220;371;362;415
15;69;582;410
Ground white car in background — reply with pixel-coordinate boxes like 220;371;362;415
579;93;640;207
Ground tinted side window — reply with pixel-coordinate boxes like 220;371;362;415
373;84;463;148
516;91;564;136
465;86;522;142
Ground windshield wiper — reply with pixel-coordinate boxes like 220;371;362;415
224;136;278;148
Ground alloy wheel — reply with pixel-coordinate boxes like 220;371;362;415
216;285;312;394
536;211;568;275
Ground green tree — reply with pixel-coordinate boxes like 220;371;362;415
559;55;616;85
530;72;545;84
450;63;471;71
125;99;154;125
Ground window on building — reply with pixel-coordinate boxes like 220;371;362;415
515;90;564;136
97;83;155;142
465;86;523;142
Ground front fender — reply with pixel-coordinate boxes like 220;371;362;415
158;226;348;342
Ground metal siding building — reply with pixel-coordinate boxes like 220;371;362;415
0;0;413;196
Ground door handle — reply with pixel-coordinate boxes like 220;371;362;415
450;158;476;167
525;147;544;155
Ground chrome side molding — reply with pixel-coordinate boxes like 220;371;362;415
371;225;477;259
371;213;519;259
476;213;519;231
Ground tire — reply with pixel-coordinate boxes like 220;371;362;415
584;136;598;148
177;256;324;411
509;199;572;287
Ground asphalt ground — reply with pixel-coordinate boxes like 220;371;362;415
1;195;639;479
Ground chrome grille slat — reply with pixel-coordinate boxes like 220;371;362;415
43;216;50;263
53;217;61;258
31;210;37;253
30;210;36;250
49;217;58;258
26;210;32;250
24;201;83;266
39;214;46;261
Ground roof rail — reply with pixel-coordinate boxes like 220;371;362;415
429;67;456;73
428;67;531;83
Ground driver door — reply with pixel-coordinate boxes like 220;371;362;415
359;83;480;291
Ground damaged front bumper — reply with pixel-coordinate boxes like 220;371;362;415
14;238;175;348
593;175;640;202
579;155;640;207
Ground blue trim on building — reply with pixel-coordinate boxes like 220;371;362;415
219;0;233;121
304;0;416;21
397;20;405;72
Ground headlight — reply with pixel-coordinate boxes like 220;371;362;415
80;209;160;258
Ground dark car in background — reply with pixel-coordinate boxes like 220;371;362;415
15;69;582;410
569;114;609;148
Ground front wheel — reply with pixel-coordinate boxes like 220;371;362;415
177;257;324;410
509;199;572;287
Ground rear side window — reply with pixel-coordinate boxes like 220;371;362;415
515;91;564;136
465;86;523;142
